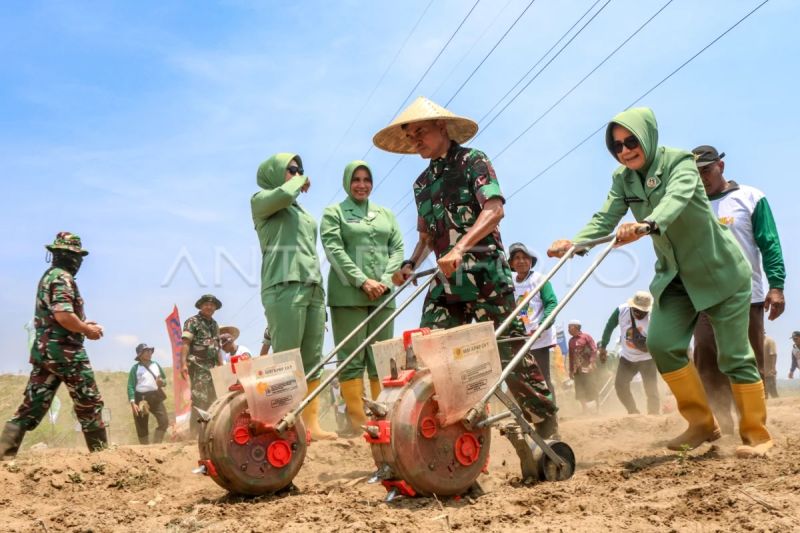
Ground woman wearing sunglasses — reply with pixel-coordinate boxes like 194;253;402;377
251;153;336;440
547;107;772;458
320;160;403;433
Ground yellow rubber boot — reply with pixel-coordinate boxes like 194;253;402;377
302;380;337;441
369;378;382;400
340;378;368;429
731;381;773;458
662;364;721;451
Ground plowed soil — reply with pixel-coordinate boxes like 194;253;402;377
2;397;798;532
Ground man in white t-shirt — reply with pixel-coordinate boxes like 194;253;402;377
508;242;559;438
508;243;558;392
692;145;786;433
599;291;660;415
219;326;253;364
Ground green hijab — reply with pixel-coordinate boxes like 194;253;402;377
342;160;372;212
257;153;304;190
605;107;659;176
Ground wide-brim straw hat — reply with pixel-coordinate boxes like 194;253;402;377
372;96;479;154
627;291;653;313
219;326;240;341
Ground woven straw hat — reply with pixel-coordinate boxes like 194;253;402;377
219;326;240;341
627;291;653;312
372;96;479;154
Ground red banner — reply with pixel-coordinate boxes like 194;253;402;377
165;305;191;433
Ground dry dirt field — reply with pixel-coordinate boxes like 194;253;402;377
1;377;798;533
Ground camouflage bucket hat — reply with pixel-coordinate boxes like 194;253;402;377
195;294;222;310
45;231;89;256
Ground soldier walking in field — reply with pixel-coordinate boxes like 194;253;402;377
1;232;107;458
179;294;222;437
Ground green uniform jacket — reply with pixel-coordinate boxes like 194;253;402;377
320;160;404;307
250;153;323;290
573;108;751;310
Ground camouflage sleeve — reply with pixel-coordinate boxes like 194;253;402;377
182;316;196;341
413;181;427;233
469;150;504;208
48;272;76;314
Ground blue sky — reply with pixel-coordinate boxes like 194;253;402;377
1;0;798;375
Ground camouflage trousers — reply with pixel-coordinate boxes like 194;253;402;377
420;293;557;420
10;354;105;432
188;360;217;435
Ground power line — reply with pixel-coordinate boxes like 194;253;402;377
371;157;406;192
333;0;484;206
475;0;612;139
372;0;540;195
430;0;515;100
382;1;610;213
444;0;538;106
361;0;482;163
319;0;434;208
506;0;770;201
475;0;605;126
494;0;675;160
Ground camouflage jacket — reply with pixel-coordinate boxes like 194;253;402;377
182;313;220;368
413;142;514;304
31;267;87;363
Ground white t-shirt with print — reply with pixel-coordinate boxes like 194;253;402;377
615;304;652;363
708;184;765;303
222;344;252;364
512;271;556;350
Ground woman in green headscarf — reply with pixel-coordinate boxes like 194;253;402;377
548;107;772;458
251;153;336;440
320;160;404;431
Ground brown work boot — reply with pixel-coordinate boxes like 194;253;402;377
662;364;721;451
0;422;25;460
731;381;773;458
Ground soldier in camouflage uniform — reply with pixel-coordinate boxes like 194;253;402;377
374;97;557;434
179;294;222;437
1;232;107;459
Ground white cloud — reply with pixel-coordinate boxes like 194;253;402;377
114;334;140;348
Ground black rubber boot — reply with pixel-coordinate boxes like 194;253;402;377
83;427;108;452
0;422;25;460
137;435;149;445
152;429;166;444
534;414;560;440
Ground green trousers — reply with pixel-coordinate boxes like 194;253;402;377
647;277;760;384
262;282;326;380
331;306;394;381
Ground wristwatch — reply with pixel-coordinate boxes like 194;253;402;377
400;259;416;270
644;219;659;235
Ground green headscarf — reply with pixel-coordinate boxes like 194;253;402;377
605;107;659;175
342;159;373;209
257;153;304;190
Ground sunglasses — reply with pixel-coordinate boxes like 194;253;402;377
287;165;304;176
612;135;640;154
